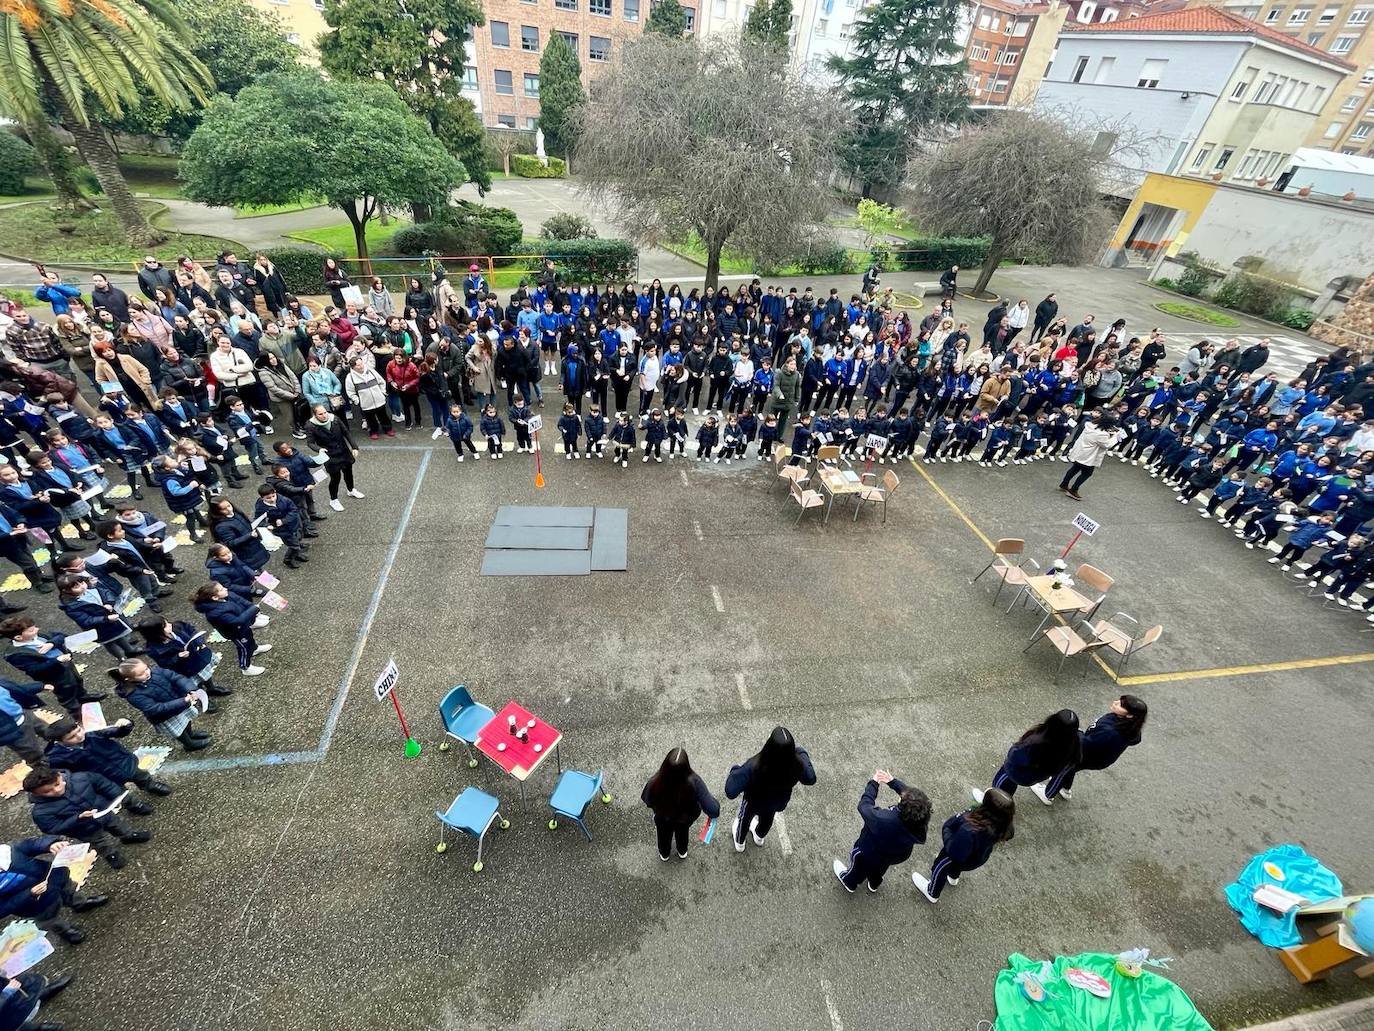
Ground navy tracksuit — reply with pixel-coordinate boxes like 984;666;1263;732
724;748;816;846
838;778;926;891
927;810;1006;898
1045;712;1140;798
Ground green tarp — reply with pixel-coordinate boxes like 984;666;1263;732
993;952;1213;1031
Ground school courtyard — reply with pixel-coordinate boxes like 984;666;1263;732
2;265;1372;1031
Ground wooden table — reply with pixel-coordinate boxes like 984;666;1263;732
816;467;864;523
1020;575;1093;640
474;701;563;806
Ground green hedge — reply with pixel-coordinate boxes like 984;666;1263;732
887;237;991;271
511;154;566;178
385;202;523;258
261;246;341;297
514;238;637;281
0;132;35;194
482;128;535;171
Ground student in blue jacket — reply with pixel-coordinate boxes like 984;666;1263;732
1035;695;1148;804
911;787;1015;903
724;727;816;853
23;765;149;866
582;405;607;458
479;403;505;459
204;543;259;604
41;714;170;803
985;709;1081;798
0;831;110;943
272;441;327;521
55;576;140;660
109;657;211;750
610;411;637;468
642;408;667;463
255;484;307;569
641;747;719;862
1;615;100;714
557;403;582;460
1202;470;1247;518
207;498;270;572
443;404;478;463
833;769;930;893
192;581;269;676
137;617;229;697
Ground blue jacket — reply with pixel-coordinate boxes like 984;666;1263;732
144;620;216;680
206;554;257;600
724;747;816;812
277;450;316;489
850;778;926;867
1242;428;1277;453
158;467;205;515
44;723;141;783
789;424;810;452
212;512;269;570
59;592;131;643
445;411;474;441
644;418;666;445
0;483;61;533
480;414;505;440
193;592;260;634
255;494;301;538
939;810;1005;871
583;413;606;442
1213;477;1245;502
611;422;636;446
120;667;198;725
1078;712;1140;771
4;633;74;685
28;769;126;839
0;835;65;916
1288;518;1334;549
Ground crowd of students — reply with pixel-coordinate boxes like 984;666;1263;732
638;698;1147;902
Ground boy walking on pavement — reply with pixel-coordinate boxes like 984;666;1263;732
832;769;930;893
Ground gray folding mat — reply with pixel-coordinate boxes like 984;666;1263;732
481;506;628;576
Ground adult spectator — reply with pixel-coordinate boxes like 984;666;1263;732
208;336;259;413
213;268;254;317
33;271;81;317
1030;293;1058;345
939;264;958;298
321;259;352;310
136;255;175;300
89;273;130;324
343;356;393;439
251;253;289;317
764;354;802;435
4;306;76;383
1237;338;1270;376
1181;340;1213;377
1086;361;1123;407
306;404;363;512
1058;413;1119;500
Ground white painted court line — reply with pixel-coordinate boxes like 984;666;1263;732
735;671;752;710
692;519;704;541
711;585;725;613
679;468;690;487
774;812;793;856
819;979;845;1031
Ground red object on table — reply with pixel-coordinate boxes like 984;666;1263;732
474;701;562;781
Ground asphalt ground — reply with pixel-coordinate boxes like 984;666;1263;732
2;409;1372;1031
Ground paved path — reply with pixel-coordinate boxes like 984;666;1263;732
1246;998;1374;1030
152;197;343;249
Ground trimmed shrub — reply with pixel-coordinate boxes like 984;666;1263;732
261;246;341;296
514;238;637;281
482;128;535;171
1176;264;1212;298
1274;306;1315;330
386;202;523;258
794;243;853;275
888;236;991;271
0;132;36;194
540;213;597;240
511;154;566;178
1213;271;1296;321
1154;277;1177;291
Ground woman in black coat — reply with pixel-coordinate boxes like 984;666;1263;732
207;498;269;571
640;747;719;862
322;258;351;309
1030;293;1058;345
305;405;360;510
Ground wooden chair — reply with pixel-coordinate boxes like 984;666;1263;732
816;444;842;467
789;479;825;526
853;470;899;524
1023;624;1111;683
971;538;1040;606
775;464;809;496
1084;613;1164;675
1074;563;1116;623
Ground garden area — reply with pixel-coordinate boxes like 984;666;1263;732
1153;258;1316;332
0;199;239;264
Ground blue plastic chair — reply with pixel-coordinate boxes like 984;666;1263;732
437;685;495;768
435;787;508;872
547;769;612;840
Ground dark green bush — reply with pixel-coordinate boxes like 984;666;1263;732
0;132;36;194
386;202;524;258
482;128;535;171
888;237;991;271
261;247;341;296
1274;306;1315;330
1176;265;1212;298
1154;277;1177;290
540;213;597;240
511;154;566;178
795;244;853;275
514;238;638;281
1213;271;1295;320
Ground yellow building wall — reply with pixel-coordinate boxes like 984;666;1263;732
247;0;330;59
1109;173;1219;257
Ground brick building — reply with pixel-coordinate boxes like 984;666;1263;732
965;0;1069;105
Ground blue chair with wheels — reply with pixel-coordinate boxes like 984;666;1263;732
437;685;494;768
547;769;612;841
435;787;509;872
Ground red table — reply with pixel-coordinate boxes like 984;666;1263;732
474;701;563;805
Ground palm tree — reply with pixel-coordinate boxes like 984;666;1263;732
0;0;212;245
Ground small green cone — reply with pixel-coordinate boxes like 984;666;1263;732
404;738;421;758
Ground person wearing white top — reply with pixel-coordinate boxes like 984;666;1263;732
1007;299;1030;344
637;345;661;420
730;355;754;413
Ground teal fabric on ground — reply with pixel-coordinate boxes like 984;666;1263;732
1224;844;1343;948
993;952;1213;1030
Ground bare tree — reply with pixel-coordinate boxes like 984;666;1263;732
909;110;1126;296
574;33;843;287
492;131;523;176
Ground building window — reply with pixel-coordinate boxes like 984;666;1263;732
1353;122;1373;139
1349;5;1372;21
1310;85;1326;111
524;72;540;96
497;114;516;128
1325;119;1345;136
1253;73;1277;102
1078;1;1095;20
1362;66;1374;85
556;30;579;51
1308;31;1325;43
1342;93;1361;111
684;5;694;30
1000;50;1019;65
526;117;538;129
1215;147;1235;170
1236;150;1258;178
816;17;827;33
491;20;510;46
462;65;478;89
494;69;514;95
1264;6;1282;21
1264;152;1286;177
624;0;639;17
1287;7;1311;22
555;0;577;9
1190;145;1213;170
1318;4;1339;20
992;78;1009;92
1071;55;1089;82
714;0;726;13
1332;34;1357;51
1013;17;1031;35
521;25;540;50
590;35;610;60
978;12;990;28
1102;7;1119;19
1093;55;1115;83
1136;58;1166;88
970;44;990;60
838;23;849;38
591;0;611;14
1231;68;1256;100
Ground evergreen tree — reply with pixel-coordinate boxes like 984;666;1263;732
744;0;792;51
645;0;688;36
537;34;585;161
827;0;969;196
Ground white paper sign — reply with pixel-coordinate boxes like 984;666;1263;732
373;657;399;701
527;414;544;433
1071;512;1100;536
865;433;888;451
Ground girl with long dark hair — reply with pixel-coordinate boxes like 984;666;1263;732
911;787;1015;903
640;747;720;862
1034;695;1148;804
985;709;1081;798
724;726;817;852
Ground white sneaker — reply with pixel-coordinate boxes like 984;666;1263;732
970;787;985;804
642;455;649;463
252;615;270;629
329;499;344;512
732;813;745;852
911;871;939;903
750;816;765;846
658;851;670;862
621;460;628;468
347;489;365;499
456;455;464;463
946;874;960;885
1058;788;1072;801
472;452;480;460
254;643;272;655
241;664;266;677
567;454;574;462
832;859;854;893
1267;556;1280;564
1030;782;1054;806
1280;564;1291;571
431;428;443;440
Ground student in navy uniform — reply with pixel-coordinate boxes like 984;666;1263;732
832;769;930;893
720;414;742;464
108;656;213;751
40;713;171;802
207;498;270;572
264;464;318;539
0;833;109;943
1202;470;1246;518
271;441;327;521
666;408;689;458
583;405;607;459
1032;695;1148;804
25;450;98;541
255;484;308;569
196;412;249;489
508;394;534;453
557;403;582;460
0;967;74;1030
442;404;479;463
137;617;230;697
724;726;816;853
736;407;758;459
911;787;1015;903
695;414;720;463
155;456;208;540
610;412;636;468
93;520;171;613
0;616;101;714
785;413;812;466
89;413;150;499
922;413;952;462
985;709;1081;798
479;403;505;459
0;466;83;557
642;408;666;463
1176;456;1226;506
192;581;269;676
1272;512;1337;571
0;678;46;762
204;543;261;604
640;747;720;862
23;766;151;868
55;576;141;660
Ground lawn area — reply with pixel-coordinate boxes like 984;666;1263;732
662;232;852;277
0;200;241;264
234;195;326;218
0;177;56;206
830;211;922;242
1153;299;1241;327
287;218;409;256
118;153;182;199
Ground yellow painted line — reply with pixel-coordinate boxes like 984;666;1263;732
1117;651;1374;686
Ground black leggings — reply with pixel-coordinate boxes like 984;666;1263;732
326;464;355;499
655;819;690;858
362;407;392;434
1059;462;1096;492
398;394;421;427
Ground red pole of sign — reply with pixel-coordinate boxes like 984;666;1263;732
864;447;876;477
389;688;412;743
1060;529;1084;559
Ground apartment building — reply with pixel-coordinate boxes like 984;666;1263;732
1192;0;1374;155
1034;6;1353;191
965;0;1068;105
246;0;328;53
